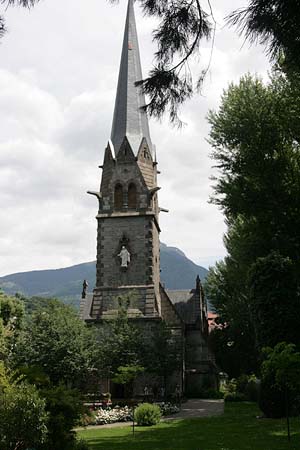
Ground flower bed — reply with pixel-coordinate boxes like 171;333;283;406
156;402;180;416
80;402;180;426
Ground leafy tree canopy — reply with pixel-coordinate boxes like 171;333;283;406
205;70;300;375
0;380;48;450
11;300;96;387
0;291;24;362
262;342;300;392
248;252;300;350
94;300;145;379
205;260;258;377
0;291;24;328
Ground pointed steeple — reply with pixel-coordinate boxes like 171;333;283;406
111;0;152;156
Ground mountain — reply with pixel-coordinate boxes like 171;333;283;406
0;243;208;306
159;243;207;289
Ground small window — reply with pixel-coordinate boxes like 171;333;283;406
114;184;123;209
128;183;137;209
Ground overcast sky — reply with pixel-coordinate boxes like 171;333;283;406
0;0;270;276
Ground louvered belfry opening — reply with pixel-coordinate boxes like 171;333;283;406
128;183;137;209
114;184;123;209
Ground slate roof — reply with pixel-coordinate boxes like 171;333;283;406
166;289;194;304
167;289;200;325
110;0;152;156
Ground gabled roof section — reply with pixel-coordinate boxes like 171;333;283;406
110;0;153;157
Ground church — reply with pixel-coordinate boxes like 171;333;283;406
80;0;217;397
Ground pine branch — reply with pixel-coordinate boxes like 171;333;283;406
0;0;39;6
136;0;213;124
0;15;5;38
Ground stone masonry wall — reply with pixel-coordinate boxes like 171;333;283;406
96;215;156;287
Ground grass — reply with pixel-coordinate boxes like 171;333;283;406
78;402;300;450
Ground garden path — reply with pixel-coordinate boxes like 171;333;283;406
164;399;224;420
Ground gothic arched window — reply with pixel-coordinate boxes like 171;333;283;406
114;184;123;210
128;183;137;209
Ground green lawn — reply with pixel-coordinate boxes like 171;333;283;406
78;403;300;450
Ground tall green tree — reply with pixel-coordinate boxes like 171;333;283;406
206;71;300;373
95;301;144;379
95;298;183;394
205;260;258;377
259;342;300;429
248;252;300;350
12;300;95;388
141;321;183;393
0;380;48;450
0;292;24;362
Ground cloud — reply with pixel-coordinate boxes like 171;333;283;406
56;90;113;160
0;0;270;276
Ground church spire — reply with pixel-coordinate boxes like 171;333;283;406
110;0;152;156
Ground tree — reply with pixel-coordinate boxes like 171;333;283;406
0;292;24;362
95;299;144;380
0;380;48;450
40;384;85;450
15;293;61;315
118;0;300;121
0;0;40;40
248;252;300;350
12;300;95;387
260;342;300;438
228;1;300;72
205;260;258;377
95;298;183;396
141;321;183;394
208;71;300;274
0;291;24;329
205;71;300;375
112;365;145;397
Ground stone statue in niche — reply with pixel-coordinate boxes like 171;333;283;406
118;245;131;268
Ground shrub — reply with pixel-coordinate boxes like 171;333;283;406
236;374;249;394
224;392;246;402
74;439;89;450
236;374;260;402
134;402;161;426
245;377;260;402
156;402;180;415
258;376;286;418
186;386;224;399
0;382;48;450
41;384;85;450
259;342;300;418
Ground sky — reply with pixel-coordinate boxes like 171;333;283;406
0;0;270;276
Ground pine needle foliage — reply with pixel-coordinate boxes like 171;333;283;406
111;0;213;125
228;0;300;71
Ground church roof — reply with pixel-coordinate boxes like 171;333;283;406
110;0;152;156
166;290;194;304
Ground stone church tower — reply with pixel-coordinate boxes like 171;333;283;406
87;0;161;320
81;0;217;395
